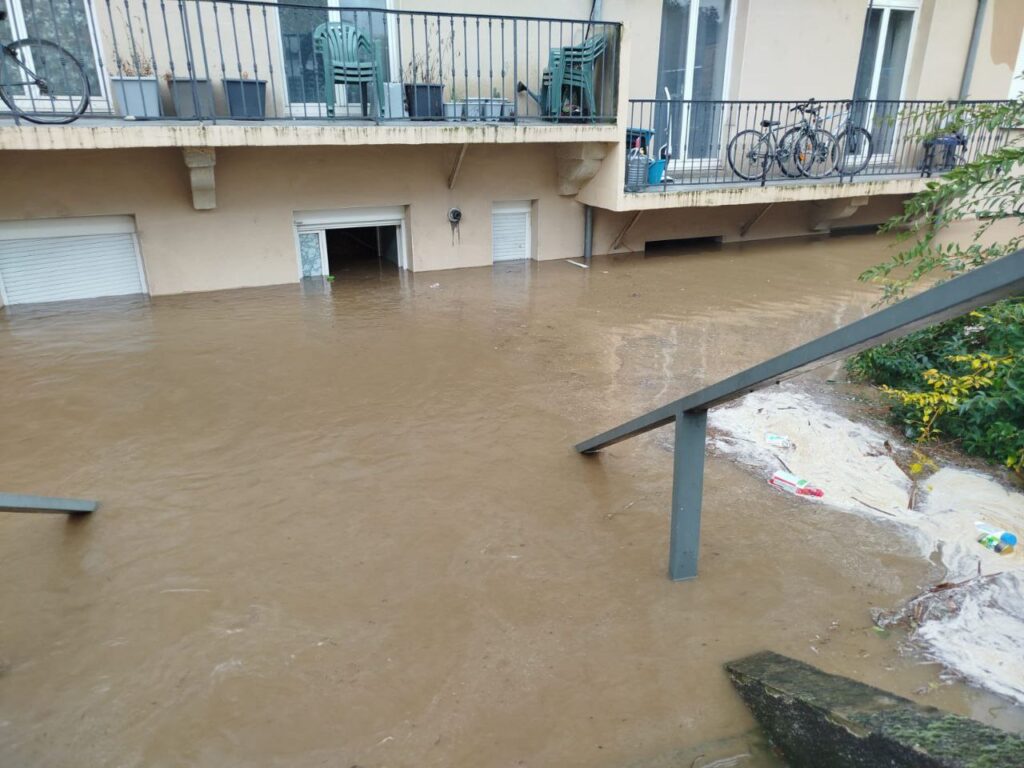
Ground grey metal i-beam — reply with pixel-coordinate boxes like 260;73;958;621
575;249;1024;580
0;493;98;515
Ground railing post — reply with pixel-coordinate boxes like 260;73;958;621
668;409;708;581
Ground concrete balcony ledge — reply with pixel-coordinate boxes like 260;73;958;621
617;175;929;211
0;118;621;152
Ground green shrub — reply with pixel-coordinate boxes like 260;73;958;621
848;299;1024;473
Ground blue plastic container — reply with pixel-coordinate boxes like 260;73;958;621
647;158;667;184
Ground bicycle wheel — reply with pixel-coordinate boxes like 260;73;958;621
793;128;837;178
834;127;873;176
777;126;805;178
727;129;770;181
0;39;89;124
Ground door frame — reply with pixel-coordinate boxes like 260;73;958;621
656;0;737;172
293;205;408;278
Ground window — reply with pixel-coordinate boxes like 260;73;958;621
0;0;104;104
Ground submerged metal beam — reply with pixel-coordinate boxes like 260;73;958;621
0;493;98;515
577;249;1024;454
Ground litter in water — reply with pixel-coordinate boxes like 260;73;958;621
976;522;1018;555
769;470;824;498
765;432;792;448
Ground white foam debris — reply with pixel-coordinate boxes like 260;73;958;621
709;387;1024;704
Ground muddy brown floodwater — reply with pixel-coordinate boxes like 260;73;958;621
2;235;1022;768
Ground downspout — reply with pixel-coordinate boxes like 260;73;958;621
584;205;594;263
959;0;988;100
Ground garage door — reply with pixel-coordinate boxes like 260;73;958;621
492;201;532;263
0;216;146;306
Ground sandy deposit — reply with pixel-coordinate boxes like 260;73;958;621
709;387;1024;704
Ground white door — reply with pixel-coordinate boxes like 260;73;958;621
491;201;531;263
655;0;733;166
279;0;395;117
0;216;146;306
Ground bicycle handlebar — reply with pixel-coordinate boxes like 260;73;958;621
791;99;820;114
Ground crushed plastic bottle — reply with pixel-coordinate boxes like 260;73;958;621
975;522;1017;555
769;471;824;498
765;432;792;448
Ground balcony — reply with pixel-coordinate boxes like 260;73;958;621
622;98;1009;205
0;1;620;149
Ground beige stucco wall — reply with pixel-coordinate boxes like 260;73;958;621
599;0;1020;103
968;0;1024;99
0;144;584;295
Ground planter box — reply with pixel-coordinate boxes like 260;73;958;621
110;77;161;118
169;77;215;118
223;78;266;118
404;83;443;120
464;97;508;122
443;101;464;120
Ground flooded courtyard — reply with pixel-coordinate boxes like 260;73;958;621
2;235;1022;767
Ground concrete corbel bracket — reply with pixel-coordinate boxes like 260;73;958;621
556;142;610;196
182;147;217;210
810;195;869;233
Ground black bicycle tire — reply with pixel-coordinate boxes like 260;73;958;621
835;126;873;176
727;129;769;181
777;126;805;178
1;39;90;124
794;128;837;179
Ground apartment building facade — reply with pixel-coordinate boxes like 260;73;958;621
0;0;1021;306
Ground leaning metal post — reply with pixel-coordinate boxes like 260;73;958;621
576;249;1024;582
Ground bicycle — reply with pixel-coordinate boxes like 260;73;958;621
0;7;90;124
727;100;830;181
820;101;874;176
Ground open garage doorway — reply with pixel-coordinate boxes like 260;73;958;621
294;207;407;281
325;225;400;278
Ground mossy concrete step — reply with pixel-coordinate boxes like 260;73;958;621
725;651;1024;768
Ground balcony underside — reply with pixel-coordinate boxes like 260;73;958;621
613;174;930;211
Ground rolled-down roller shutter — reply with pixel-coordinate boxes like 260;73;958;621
491;201;532;263
0;216;145;306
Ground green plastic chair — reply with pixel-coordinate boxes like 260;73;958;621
546;35;607;122
312;22;384;118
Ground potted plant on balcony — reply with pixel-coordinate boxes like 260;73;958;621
110;55;161;118
223;70;267;119
465;87;509;122
166;71;215;118
401;37;446;120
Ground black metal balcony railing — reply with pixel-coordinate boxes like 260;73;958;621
0;0;619;124
625;99;1008;192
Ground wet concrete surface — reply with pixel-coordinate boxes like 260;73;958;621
1;236;1021;767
